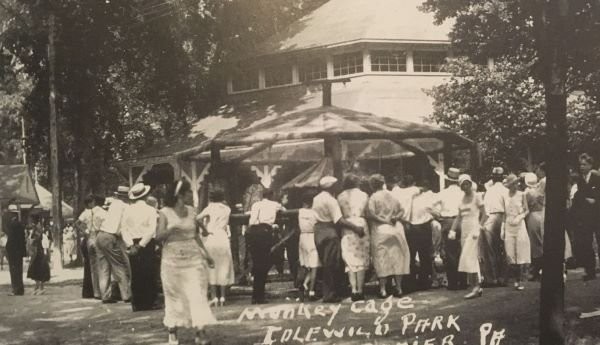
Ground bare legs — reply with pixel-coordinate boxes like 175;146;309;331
303;267;318;298
33;281;45;295
377;275;403;297
464;273;482;299
209;285;227;306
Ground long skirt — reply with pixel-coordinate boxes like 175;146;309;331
299;232;321;268
27;245;50;282
161;240;216;329
458;219;480;274
526;211;544;259
340;217;370;273
370;221;410;278
202;232;235;286
504;222;531;265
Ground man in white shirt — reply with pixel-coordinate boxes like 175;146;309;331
96;186;131;303
405;180;437;292
433;168;466;290
246;189;285;304
313;176;364;303
121;183;159;311
391;175;421;223
76;195;106;299
481;167;508;286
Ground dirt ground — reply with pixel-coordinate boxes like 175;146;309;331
0;266;599;345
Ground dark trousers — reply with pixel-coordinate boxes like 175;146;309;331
314;222;345;302
7;254;24;295
405;223;433;291
81;238;94;298
129;239;158;311
272;229;300;282
247;224;274;302
440;218;466;289
573;220;599;276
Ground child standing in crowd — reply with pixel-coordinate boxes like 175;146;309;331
27;219;50;295
503;174;531;291
297;191;320;300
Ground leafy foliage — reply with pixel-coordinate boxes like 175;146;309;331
427;57;600;174
0;0;326;210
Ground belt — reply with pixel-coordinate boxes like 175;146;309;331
440;216;457;219
488;212;504;215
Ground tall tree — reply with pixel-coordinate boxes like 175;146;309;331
422;1;600;343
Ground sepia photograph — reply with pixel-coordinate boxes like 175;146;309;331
0;0;599;344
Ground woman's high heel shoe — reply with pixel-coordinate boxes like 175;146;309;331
219;297;225;307
464;288;483;299
168;333;179;345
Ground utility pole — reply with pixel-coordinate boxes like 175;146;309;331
20;115;26;165
48;11;63;269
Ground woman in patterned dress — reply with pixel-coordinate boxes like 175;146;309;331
451;174;487;299
502;174;530;291
337;174;370;301
367;174;410;298
197;188;234;307
157;179;216;345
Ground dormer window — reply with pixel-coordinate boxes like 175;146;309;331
333;52;363;76
232;67;259;92
413;51;447;72
371;50;407;72
265;63;293;87
299;58;327;82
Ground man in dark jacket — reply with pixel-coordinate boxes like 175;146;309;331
571;153;600;280
1;201;26;295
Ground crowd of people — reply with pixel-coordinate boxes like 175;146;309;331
3;152;600;345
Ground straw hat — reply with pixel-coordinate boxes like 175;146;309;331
524;173;538;188
445;167;460;182
128;183;151;200
492;167;505;176
114;186;130;198
319;176;338;189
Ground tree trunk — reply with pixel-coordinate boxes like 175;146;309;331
540;93;567;345
538;0;569;343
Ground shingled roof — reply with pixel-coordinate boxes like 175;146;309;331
250;0;452;58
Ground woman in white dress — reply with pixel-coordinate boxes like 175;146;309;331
451;174;487;299
157;179;216;345
337;174;370;301
297;191;321;299
197;189;234;307
367;174;410;298
502;174;530;291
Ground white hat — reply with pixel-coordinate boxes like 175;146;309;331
114;186;130;198
445;167;460;182
524;173;538;188
319;176;338;189
458;174;474;186
128;183;151;200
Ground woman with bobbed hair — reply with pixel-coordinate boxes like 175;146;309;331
197;188;234;307
367;174;410;298
157;179;216;345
